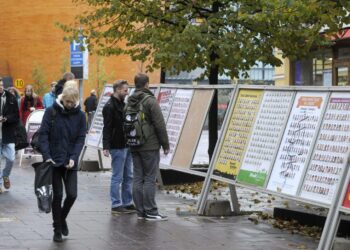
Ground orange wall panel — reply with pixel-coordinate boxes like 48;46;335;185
0;0;160;99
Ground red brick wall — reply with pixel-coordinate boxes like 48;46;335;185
0;0;160;98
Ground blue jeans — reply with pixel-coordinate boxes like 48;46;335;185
0;140;15;185
110;148;133;208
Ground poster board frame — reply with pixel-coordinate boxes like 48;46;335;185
237;90;296;188
171;89;215;170
158;85;236;178
266;91;330;196
197;85;350;214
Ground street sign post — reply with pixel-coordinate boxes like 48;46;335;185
70;36;88;104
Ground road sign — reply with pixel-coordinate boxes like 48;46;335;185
70;36;88;79
14;79;24;88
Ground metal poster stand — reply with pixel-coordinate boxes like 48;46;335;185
197;86;350;247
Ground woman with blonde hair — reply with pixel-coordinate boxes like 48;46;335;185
19;85;43;125
39;84;86;242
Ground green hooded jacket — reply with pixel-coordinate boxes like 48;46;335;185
126;88;169;152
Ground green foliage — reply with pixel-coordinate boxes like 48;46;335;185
31;63;49;97
59;0;350;79
89;56;115;96
60;56;70;76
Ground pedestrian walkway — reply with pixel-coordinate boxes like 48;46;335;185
0;161;319;250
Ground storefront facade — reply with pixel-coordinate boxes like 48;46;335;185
291;27;350;86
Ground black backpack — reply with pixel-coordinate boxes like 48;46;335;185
31;108;57;153
123;95;152;146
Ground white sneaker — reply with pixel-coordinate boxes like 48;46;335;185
144;213;168;221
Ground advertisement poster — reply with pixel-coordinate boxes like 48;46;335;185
86;85;113;148
267;92;328;195
157;88;177;122
24;122;42;155
237;91;294;187
213;89;263;180
160;89;193;165
300;93;350;204
342;182;350;209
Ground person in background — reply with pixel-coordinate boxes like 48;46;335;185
7;87;21;106
0;79;20;194
39;81;86;242
126;73;170;221
19;85;44;125
42;82;57;109
55;72;75;97
84;89;98;131
102;80;135;214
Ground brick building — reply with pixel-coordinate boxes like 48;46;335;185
0;0;160;98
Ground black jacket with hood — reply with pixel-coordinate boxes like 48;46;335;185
102;95;127;150
0;90;20;144
38;96;86;170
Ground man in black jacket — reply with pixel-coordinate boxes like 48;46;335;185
84;89;97;131
55;72;75;97
0;79;19;193
102;80;135;214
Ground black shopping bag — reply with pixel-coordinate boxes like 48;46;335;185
32;162;53;213
14;120;29;151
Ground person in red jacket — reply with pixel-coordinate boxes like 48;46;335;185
19;85;44;125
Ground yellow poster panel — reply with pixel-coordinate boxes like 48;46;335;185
214;89;263;180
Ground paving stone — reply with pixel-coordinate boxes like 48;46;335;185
0;160;320;250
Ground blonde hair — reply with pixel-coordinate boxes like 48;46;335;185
61;85;79;103
64;80;78;89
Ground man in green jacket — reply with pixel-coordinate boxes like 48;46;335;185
127;73;169;221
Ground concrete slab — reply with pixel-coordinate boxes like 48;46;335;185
0;159;320;250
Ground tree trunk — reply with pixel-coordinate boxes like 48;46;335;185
160;67;166;83
208;64;218;161
208;1;220;161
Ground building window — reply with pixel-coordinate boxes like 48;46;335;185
312;49;333;86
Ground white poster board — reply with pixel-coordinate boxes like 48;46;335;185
237;91;295;187
157;88;177;123
267;92;328;195
300;92;350;204
19;110;45;166
160;89;193;165
86;85;113;148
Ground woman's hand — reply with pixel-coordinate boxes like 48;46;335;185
46;159;56;164
30;107;35;112
66;159;75;169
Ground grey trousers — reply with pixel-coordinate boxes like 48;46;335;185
131;150;159;216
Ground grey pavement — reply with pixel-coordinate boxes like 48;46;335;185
0;158;319;250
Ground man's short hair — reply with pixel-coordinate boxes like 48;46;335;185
134;73;149;89
62;72;75;81
113;80;128;92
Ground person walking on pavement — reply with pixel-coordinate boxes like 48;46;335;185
102;80;135;214
19;85;44;125
39;81;86;242
126;73;170;221
55;72;75;97
84;89;98;131
42;82;57;109
0;79;19;194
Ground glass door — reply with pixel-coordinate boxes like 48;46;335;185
333;61;350;86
